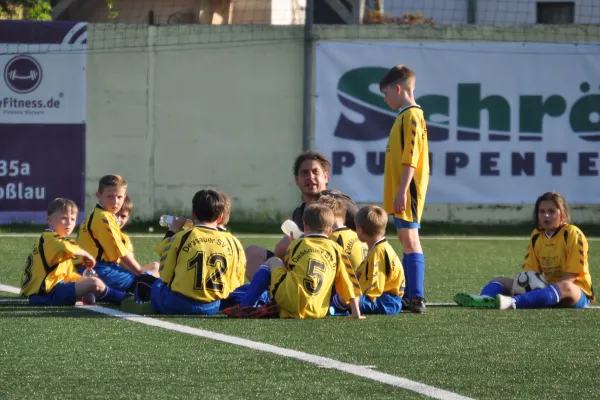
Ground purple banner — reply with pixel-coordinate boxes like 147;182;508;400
0;21;86;225
0;124;85;223
0;21;87;45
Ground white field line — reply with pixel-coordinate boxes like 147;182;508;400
0;283;473;400
2;233;600;241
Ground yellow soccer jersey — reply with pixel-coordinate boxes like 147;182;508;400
272;234;361;319
357;238;405;302
222;232;246;290
121;231;134;254
158;225;239;303
20;231;82;297
78;204;130;263
523;225;594;300
329;227;367;271
383;105;429;223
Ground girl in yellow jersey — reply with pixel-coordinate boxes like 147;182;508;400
455;192;594;309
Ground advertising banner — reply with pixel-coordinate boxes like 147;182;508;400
315;42;600;204
0;21;87;223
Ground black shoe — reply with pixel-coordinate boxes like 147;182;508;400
410;297;427;313
401;296;411;310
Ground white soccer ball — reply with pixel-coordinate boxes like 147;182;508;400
511;271;549;295
148;226;154;233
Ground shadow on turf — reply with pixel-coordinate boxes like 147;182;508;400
0;306;107;318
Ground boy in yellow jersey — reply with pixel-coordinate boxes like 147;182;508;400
317;195;366;270
21;198;126;306
78;175;152;292
118;195;160;276
224;204;364;320
330;205;405;316
379;65;429;313
144;189;245;314
455;192;594;309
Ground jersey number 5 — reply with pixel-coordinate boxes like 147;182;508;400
303;259;325;295
187;251;228;292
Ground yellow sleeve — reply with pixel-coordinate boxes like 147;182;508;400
92;213;130;262
64;268;82;283
233;236;247;287
522;232;541;273
121;232;134;254
564;228;588;275
400;110;424;168
334;252;362;303
159;235;182;285
154;235;175;257
46;237;80;266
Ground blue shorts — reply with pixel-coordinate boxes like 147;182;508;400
359;293;403;315
218;284;271;310
329;292;403;316
150;279;220;315
29;282;77;306
573;289;591;309
78;262;135;292
393;217;420;229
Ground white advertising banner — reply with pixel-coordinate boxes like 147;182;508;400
315;42;600;204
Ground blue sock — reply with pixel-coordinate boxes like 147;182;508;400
404;253;425;300
240;266;271;307
514;285;561;309
402;253;412;299
96;287;126;305
480;281;505;298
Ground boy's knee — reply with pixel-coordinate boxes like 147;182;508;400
274;236;291;259
265;257;284;272
91;277;105;292
556;281;580;300
397;228;421;252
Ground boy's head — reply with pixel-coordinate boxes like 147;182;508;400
293;151;330;198
354;205;387;242
302;203;334;236
316;195;346;226
219;191;231;227
379;65;416;110
116;195;133;228
47;198;79;237
96;174;127;215
192;189;225;224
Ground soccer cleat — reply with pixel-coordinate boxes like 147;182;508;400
410;297;427;313
249;303;280;319
496;294;517;310
119;297;156;315
454;293;497;309
222;304;259;318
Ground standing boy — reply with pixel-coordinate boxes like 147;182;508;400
379;65;429;313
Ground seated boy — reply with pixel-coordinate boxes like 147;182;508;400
20;198;126;306
224;204;364;320
330;205;405;316
77;175;152;292
145;189;245;315
317;195;367;270
116;195;160;278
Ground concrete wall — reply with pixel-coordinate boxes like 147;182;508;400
86;24;600;224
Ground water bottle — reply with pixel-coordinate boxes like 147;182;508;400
281;219;303;239
159;215;194;230
81;267;97;305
